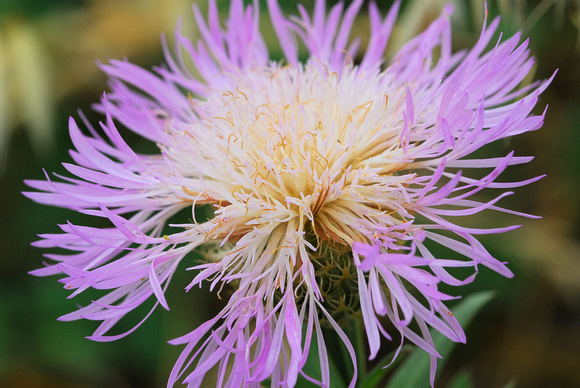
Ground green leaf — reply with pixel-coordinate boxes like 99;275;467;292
502;378;517;388
447;369;475;388
295;328;346;388
358;345;413;388
386;291;495;388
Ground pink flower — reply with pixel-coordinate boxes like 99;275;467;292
25;1;554;386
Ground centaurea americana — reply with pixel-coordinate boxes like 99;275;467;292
25;1;554;387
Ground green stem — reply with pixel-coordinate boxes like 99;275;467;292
353;317;367;380
323;326;352;387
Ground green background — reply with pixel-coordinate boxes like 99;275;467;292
1;1;579;387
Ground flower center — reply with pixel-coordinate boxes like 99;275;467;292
169;62;415;247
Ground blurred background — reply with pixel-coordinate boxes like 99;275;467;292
0;0;579;387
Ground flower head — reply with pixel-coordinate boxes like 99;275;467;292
26;0;554;387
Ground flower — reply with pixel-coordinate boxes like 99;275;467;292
25;0;554;387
